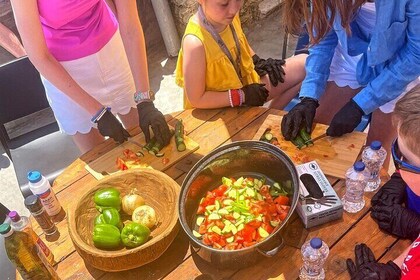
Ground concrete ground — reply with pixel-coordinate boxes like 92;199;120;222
0;9;294;220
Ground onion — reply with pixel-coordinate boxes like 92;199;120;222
132;205;157;229
122;189;145;215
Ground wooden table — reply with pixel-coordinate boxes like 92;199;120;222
23;107;410;280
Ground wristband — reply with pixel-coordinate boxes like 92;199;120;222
91;107;111;123
229;89;242;107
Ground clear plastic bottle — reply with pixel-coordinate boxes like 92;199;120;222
299;237;329;280
27;170;61;216
8;211;55;266
0;223;60;280
341;161;369;213
361;141;387;192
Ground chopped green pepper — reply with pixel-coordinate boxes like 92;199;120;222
92;224;121;250
94;208;122;230
120;222;150;248
291;135;306;149
299;128;313;146
94;188;121;212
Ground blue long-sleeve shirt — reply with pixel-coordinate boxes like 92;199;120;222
300;0;420;114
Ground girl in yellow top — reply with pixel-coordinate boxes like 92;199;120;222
175;0;307;109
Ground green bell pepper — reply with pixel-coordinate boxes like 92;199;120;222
94;188;121;212
92;224;121;250
94;208;122;229
120;222;150;248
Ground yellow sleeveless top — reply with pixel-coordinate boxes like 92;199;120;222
175;15;260;109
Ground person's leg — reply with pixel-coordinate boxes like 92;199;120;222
118;107;139;131
366;109;396;170
314;82;361;125
72;129;105;154
264;54;308;109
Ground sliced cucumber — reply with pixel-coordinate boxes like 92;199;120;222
270;220;280;227
208;212;221;220
226;236;235;243
215;200;221;211
196;216;205;226
258;227;270;238
212;226;222;235
223;199;234;206
233;212;241;219
237;224;244;231
222;177;233;187
218;208;229;215
230;224;238;235
193;230;202;238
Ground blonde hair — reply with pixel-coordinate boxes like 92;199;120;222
393;84;420;158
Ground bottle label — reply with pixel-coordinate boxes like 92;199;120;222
37;188;61;216
36;237;52;259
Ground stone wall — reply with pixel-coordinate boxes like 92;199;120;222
169;0;261;35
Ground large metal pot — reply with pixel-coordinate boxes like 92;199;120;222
179;140;299;268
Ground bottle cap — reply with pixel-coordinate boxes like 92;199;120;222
370;141;382;150
8;211;21;222
354;161;365;172
0;223;12;235
310;237;322;249
24;195;43;213
27;170;42;183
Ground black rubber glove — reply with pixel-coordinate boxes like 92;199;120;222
371;204;420;240
96;110;130;144
281;97;319;141
327;99;364;137
346;243;401;280
242;83;269;106
137;102;171;146
371;173;407;207
252;54;286;87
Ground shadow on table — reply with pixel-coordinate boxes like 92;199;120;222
0;154;11;170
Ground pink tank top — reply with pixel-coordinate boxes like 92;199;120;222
37;0;118;61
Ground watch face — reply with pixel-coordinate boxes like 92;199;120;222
135;90;155;103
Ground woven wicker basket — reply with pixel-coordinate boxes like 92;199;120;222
68;168;180;271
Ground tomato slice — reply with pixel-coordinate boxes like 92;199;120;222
212;184;228;197
274;195;289;205
261;223;274;234
116;157;128;170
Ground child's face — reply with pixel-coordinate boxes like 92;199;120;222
200;0;243;27
396;134;420;192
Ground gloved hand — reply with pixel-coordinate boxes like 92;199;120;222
371;204;420;240
281;97;319;140
137;102;171;146
242;83;269;106
371;173;406;207
346;243;401;280
96;110;130;144
252;54;286;87
327;99;364;137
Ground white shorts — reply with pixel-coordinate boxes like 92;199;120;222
41;30;137;135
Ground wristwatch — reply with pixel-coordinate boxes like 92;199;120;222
134;90;155;104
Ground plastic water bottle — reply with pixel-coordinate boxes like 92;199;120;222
28;170;61;216
341;162;369;213
362;141;387;192
299;237;329;280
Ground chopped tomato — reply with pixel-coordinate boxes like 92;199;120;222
116;157;128;171
261;223;274;234
212;185;228;197
198;224;207;235
123;149;138;160
247;220;262;228
243;241;257;247
274;195;289;205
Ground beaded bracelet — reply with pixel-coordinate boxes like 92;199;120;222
228;89;242;107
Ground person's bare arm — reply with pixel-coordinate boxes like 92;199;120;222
113;0;149;93
182;34;231;108
393;243;413;268
10;0;102;115
0;23;26;57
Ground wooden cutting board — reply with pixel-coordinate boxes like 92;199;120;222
253;114;367;179
85;129;199;180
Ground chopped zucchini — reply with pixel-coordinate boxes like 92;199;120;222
196;216;205;226
193;230;202;238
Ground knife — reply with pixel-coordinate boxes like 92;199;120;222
304;133;328;145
